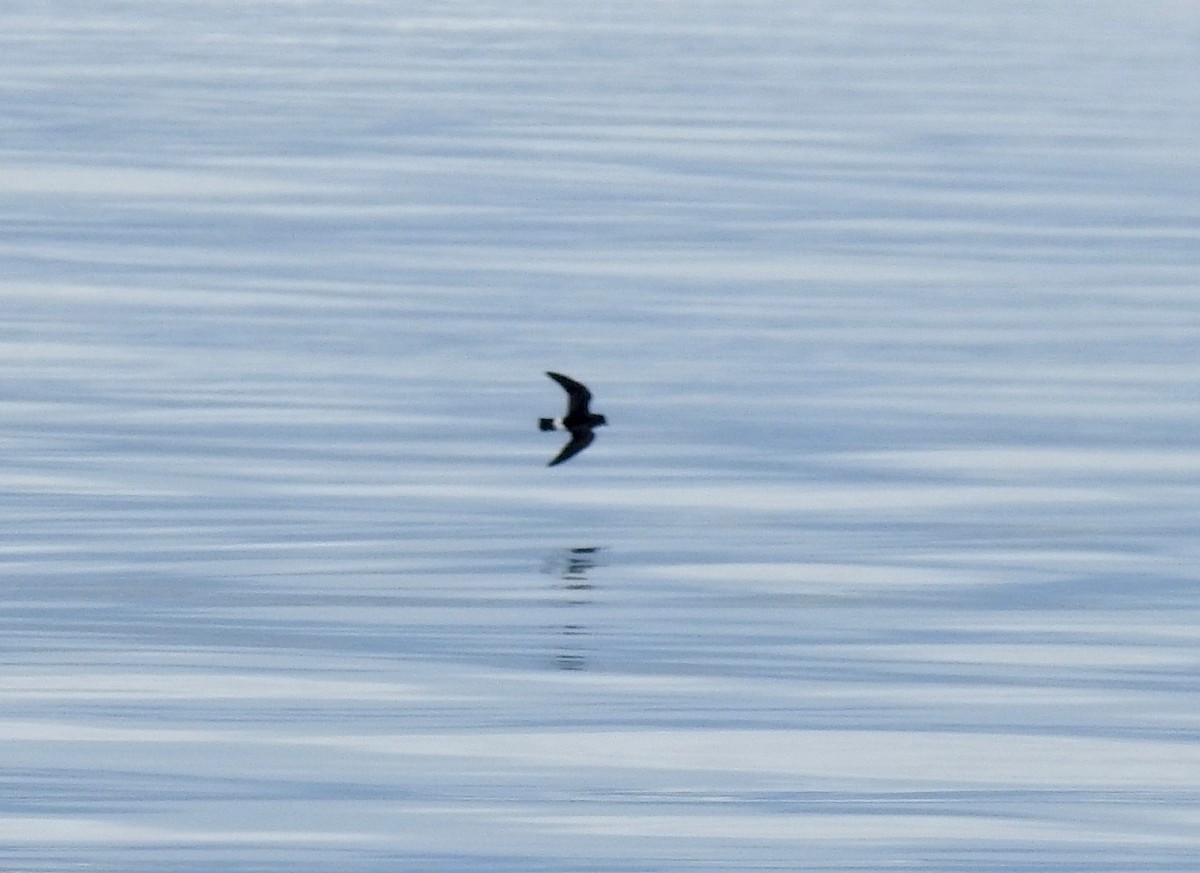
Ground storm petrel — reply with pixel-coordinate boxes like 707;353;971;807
539;371;607;466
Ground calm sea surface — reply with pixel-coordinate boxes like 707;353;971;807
2;2;1199;870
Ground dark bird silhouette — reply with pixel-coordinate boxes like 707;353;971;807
539;371;607;466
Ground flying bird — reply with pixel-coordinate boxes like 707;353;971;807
539;371;607;466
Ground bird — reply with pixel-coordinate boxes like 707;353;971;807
539;371;607;466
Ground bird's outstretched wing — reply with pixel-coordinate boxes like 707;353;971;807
546;371;592;417
547;428;595;467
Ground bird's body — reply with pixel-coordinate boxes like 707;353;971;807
540;371;607;466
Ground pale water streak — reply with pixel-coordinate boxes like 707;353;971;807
2;1;1200;871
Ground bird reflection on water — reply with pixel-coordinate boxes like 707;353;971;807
542;546;603;671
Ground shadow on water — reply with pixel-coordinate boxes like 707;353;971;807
541;546;604;672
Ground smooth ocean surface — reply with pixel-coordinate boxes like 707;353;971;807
2;2;1199;870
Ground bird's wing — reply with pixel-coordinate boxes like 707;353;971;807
547;428;595;467
546;371;592;416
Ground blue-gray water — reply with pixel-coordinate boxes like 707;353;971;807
3;2;1200;870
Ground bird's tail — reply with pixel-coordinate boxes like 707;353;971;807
538;418;555;432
